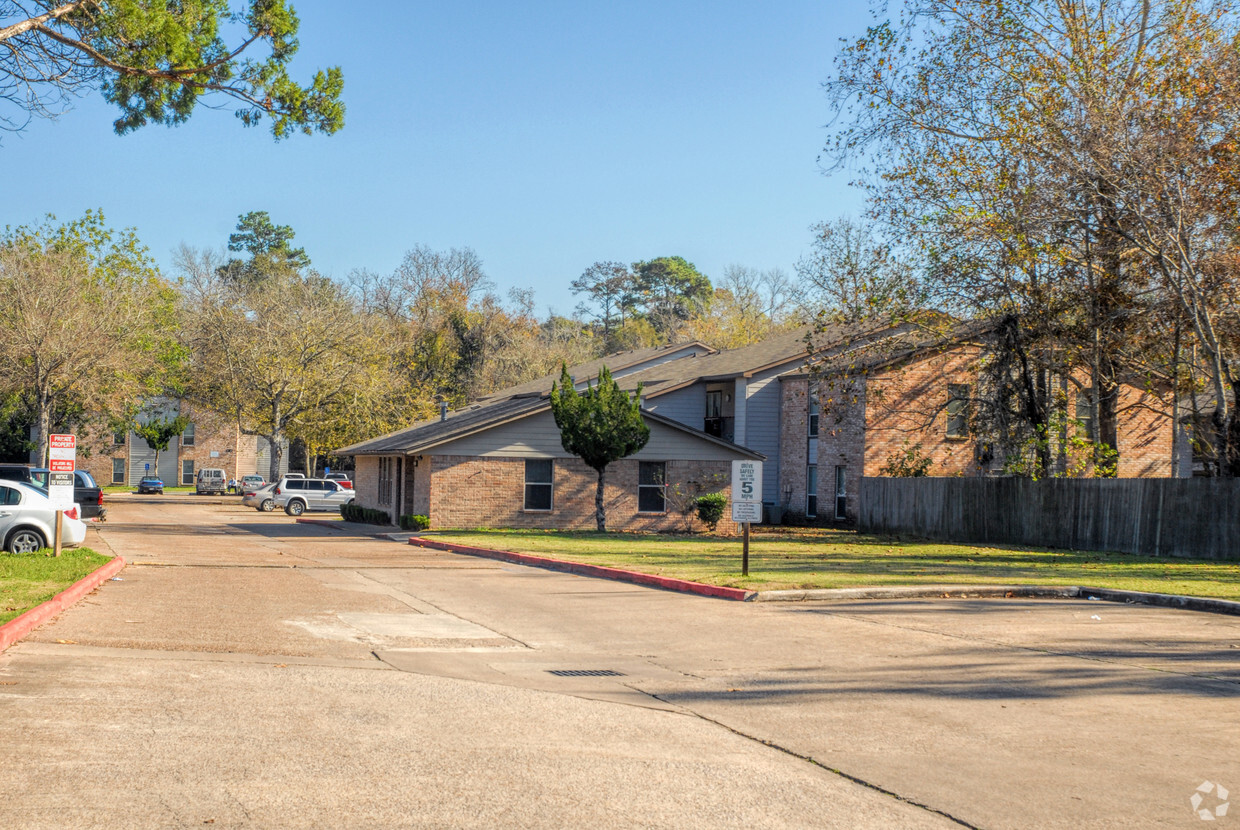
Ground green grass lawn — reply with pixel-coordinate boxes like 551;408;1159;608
0;547;112;625
424;528;1240;600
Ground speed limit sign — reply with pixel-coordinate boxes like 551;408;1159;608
731;460;763;524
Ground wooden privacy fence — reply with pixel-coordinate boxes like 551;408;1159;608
858;476;1240;560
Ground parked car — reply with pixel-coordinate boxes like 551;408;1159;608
240;475;266;491
325;473;353;490
195;467;227;495
0;464;105;519
241;483;278;512
137;476;164;494
272;477;354;516
0;480;87;553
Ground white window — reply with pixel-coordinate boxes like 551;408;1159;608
182;423;196;447
181;459;194;485
112;458;126;484
524;460;553;511
638;462;666;513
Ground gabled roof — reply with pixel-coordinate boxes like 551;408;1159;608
475;340;716;402
338;397;764;460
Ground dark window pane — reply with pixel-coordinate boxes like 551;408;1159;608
525;484;552;511
807;494;817;517
525;459;553;484
639;462;665;486
0;486;18;505
638;486;665;513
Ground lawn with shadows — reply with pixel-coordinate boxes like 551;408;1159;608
0;547;112;625
423;527;1240;599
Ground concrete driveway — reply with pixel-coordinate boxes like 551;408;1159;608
1;495;1237;828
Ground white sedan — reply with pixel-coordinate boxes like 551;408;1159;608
0;481;87;553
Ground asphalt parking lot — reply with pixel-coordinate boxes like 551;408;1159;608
2;493;1237;828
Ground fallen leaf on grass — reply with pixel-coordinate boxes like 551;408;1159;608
55;639;75;644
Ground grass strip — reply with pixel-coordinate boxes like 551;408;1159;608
424;528;1240;600
0;547;112;625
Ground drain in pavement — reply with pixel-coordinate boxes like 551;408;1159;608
546;669;626;677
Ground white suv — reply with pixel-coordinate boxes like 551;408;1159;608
273;478;354;516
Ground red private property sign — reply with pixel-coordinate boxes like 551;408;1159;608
48;434;76;473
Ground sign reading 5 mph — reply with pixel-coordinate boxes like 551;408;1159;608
731;460;763;524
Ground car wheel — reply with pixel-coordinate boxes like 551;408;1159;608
8;528;46;554
260;499;275;512
285;500;305;516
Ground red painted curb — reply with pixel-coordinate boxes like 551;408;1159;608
0;556;126;653
408;538;755;601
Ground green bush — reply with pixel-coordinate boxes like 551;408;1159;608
340;503;391;525
695;492;728;531
399;514;430;531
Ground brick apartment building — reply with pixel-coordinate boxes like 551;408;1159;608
341;321;1181;529
77;399;287;487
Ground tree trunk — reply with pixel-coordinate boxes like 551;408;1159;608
595;466;606;532
268;432;284;483
31;390;52;466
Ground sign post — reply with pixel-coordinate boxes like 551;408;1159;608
48;434;76;557
731;460;763;577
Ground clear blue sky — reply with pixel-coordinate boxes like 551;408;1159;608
2;1;872;315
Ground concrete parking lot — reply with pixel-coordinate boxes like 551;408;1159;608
2;494;1237;828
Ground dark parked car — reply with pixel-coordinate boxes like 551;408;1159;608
0;464;105;519
137;476;164;494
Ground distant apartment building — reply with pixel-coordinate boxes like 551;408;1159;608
77;400;287;486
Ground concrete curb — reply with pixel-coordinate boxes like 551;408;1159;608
754;584;1240;616
754;585;1081;602
0;556;126;653
408;538;756;602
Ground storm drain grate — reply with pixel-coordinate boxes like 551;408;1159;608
546;669;626;678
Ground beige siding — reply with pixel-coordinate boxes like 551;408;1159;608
429;410;749;462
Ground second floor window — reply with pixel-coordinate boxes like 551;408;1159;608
182;423;196;447
946;384;970;438
808;397;819;438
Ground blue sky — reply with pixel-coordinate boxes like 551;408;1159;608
2;2;872;315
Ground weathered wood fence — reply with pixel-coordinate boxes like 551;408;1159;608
858;477;1240;560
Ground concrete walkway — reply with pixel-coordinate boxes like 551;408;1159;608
2;497;1237;828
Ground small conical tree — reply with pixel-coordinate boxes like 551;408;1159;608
550;364;650;531
134;415;190;481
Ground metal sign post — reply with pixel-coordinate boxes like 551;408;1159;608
731;460;763;577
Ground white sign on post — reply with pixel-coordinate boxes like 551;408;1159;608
731;459;763;524
48;434;76;509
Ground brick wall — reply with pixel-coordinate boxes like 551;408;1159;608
1115;383;1175;477
862;346;984;479
425;455;738;533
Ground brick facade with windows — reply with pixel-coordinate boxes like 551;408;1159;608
779;342;1178;523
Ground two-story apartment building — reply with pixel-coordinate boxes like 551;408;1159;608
341;321;1181;528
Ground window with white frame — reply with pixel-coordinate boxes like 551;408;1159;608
808;396;819;437
638;462;666;513
112;458;126;484
181;423;195;447
181;459;194;485
524;459;553;511
806;465;817;517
